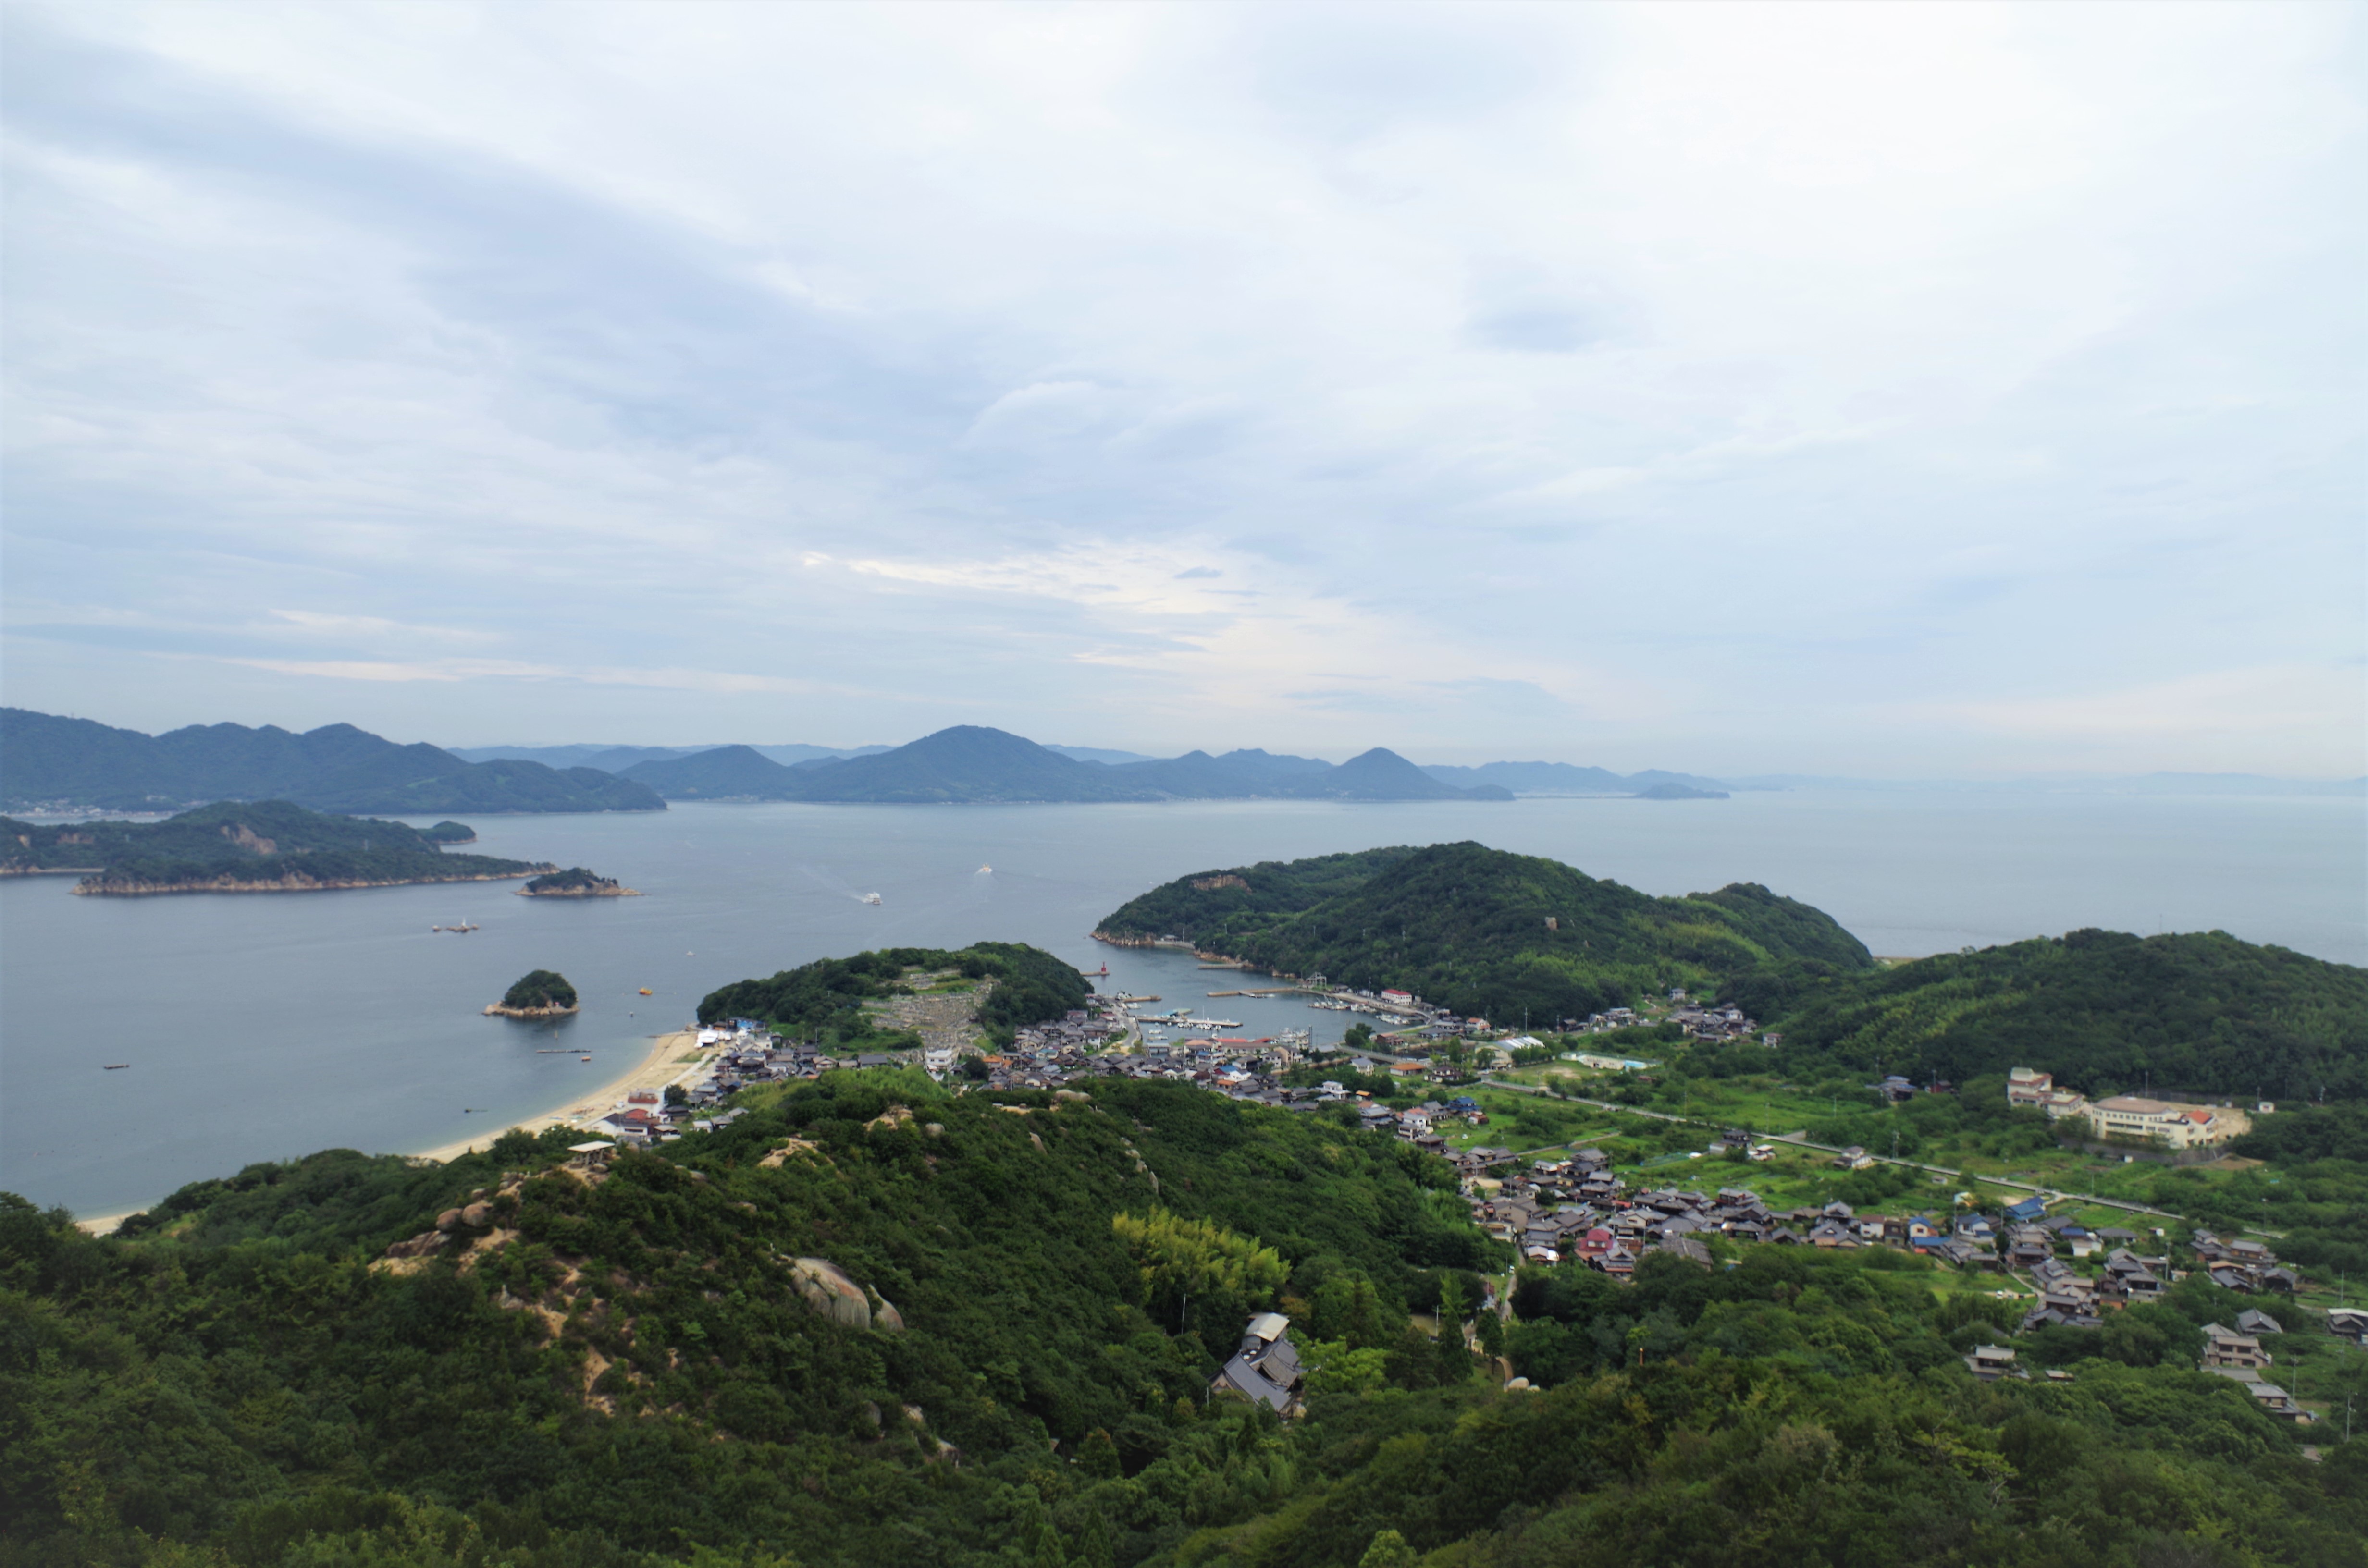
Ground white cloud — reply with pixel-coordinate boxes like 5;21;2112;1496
0;0;2357;772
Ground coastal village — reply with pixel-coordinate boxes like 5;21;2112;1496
543;968;2355;1426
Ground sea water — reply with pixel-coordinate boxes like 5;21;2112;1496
3;790;2360;1217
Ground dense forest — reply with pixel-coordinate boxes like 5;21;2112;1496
696;942;1094;1047
500;970;579;1011
1;801;551;892
1093;849;1423;946
1097;843;1875;1023
520;867;635;895
0;708;664;814
5;1064;2359;1568
1731;928;2368;1102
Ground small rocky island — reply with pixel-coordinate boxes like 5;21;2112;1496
485;969;580;1017
517;866;641;897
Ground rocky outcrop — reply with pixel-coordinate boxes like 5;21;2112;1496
786;1257;904;1333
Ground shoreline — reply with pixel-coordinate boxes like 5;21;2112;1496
70;867;553;896
74;1028;706;1237
404;1029;701;1164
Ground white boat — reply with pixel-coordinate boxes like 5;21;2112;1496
861;893;883;906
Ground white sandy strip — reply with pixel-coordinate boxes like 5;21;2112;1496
74;1029;710;1235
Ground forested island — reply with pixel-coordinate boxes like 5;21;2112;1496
1096;842;1875;1022
2;801;555;895
487;969;580;1017
518;866;641;897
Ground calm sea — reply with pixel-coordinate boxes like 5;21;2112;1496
3;791;2360;1217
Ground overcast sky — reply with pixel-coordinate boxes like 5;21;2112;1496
4;2;2361;775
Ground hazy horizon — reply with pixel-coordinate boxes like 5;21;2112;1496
14;702;2367;787
5;3;2362;777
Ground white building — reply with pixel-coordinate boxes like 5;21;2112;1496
2079;1095;2250;1150
2006;1067;2088;1119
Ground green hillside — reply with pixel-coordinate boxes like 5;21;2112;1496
7;1064;2361;1566
698;941;1093;1047
2;800;552;892
1733;927;2368;1102
1099;842;1874;1022
1094;847;1421;944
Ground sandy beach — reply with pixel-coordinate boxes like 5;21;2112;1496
74;1028;708;1236
403;1029;704;1164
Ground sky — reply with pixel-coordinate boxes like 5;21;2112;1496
3;1;2363;776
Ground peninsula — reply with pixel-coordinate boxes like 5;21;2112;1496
1094;841;1873;1021
4;801;555;894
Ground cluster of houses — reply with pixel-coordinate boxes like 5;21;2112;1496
2021;1247;2165;1328
1665;994;1765;1044
2006;1068;2257;1151
2198;1312;2310;1421
1566;990;1772;1049
586;1087;753;1146
1008;1008;1131;1056
2191;1230;2303;1293
1473;1168;1773;1273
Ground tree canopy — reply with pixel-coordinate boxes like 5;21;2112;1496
1097;842;1875;1020
501;969;579;1010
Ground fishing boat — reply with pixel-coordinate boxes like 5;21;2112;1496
977;864;991;873
103;1063;131;1070
639;988;653;995
861;892;883;906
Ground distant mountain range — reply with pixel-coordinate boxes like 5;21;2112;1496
613;726;1517;803
449;742;894;771
27;706;2355;814
1;710;664;815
